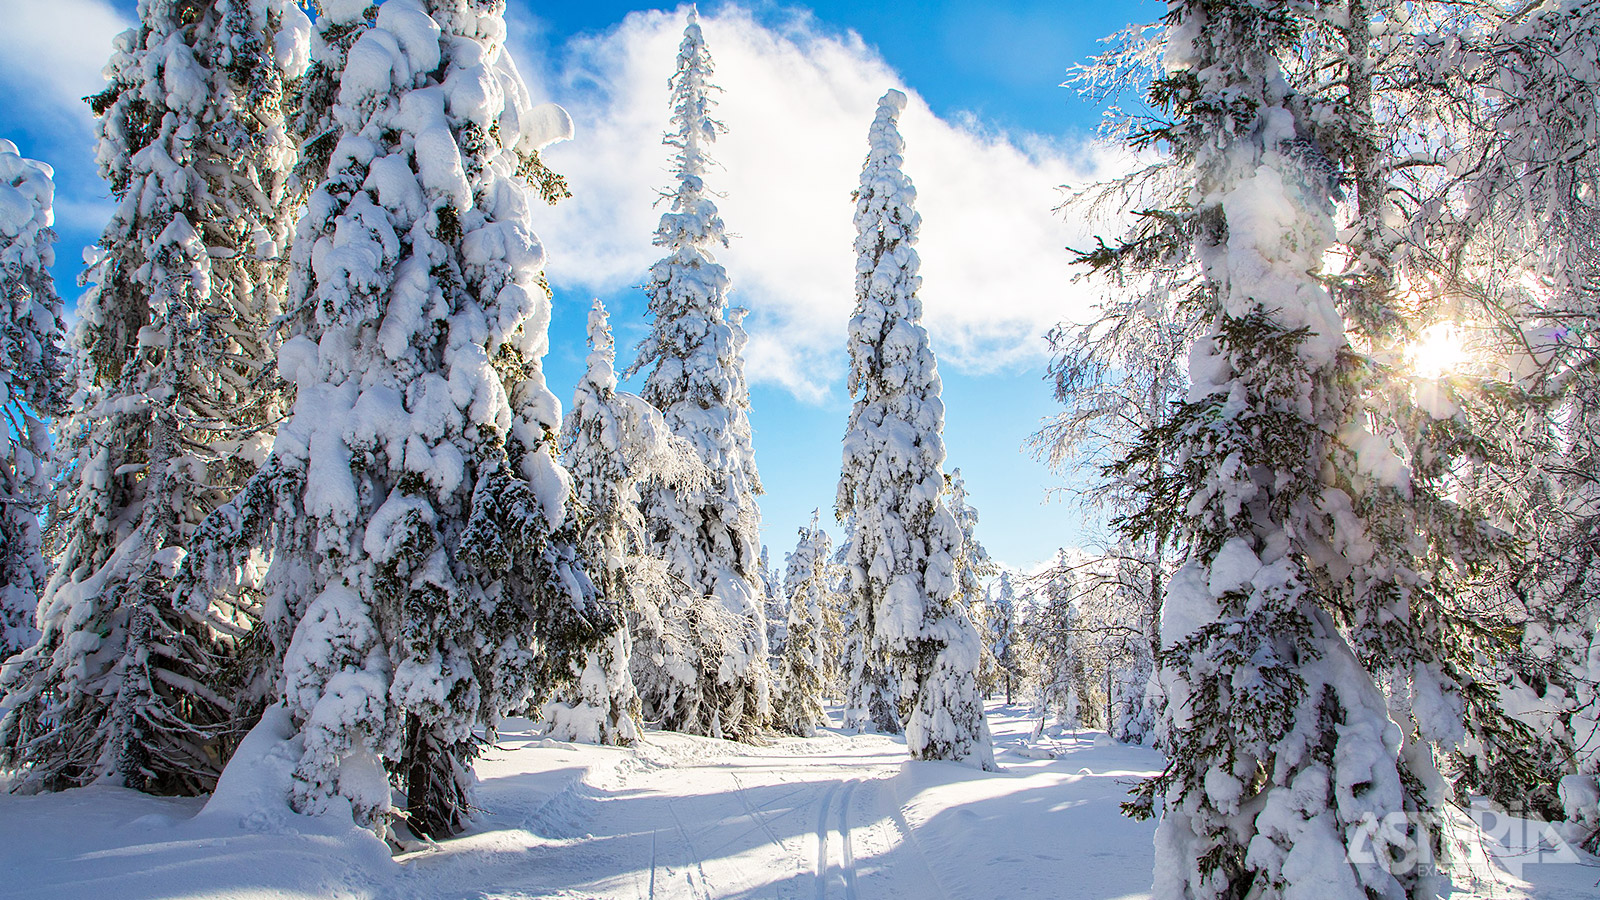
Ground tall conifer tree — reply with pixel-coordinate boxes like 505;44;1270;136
777;512;833;737
1100;4;1430;896
176;0;599;838
0;0;309;794
837;90;994;770
552;299;707;746
628;7;771;742
549;299;644;746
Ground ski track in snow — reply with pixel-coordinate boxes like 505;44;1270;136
813;779;842;900
835;780;859;900
3;705;1594;900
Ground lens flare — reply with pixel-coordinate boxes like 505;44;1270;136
1407;322;1468;379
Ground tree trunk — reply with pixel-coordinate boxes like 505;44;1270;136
402;714;468;840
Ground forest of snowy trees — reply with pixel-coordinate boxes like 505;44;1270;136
1;0;1598;897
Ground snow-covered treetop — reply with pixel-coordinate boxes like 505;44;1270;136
843;89;935;419
856;89;918;240
631;7;737;423
784;510;835;597
634;4;732;335
657;3;725;251
581;297;618;396
628;8;763;595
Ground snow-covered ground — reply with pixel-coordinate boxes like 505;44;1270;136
1;703;1594;899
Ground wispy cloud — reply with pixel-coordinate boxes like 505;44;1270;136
517;4;1122;401
0;0;127;125
0;0;129;297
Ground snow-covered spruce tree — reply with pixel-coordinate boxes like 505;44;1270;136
1101;4;1426;897
550;299;707;746
174;0;601;839
822;517;854;698
0;0;309;795
777;512;832;737
1414;0;1600;830
945;468;997;688
627;7;770;742
759;544;788;661
1019;549;1086;725
836;89;993;770
547;299;643;746
1169;0;1572;833
0;141;66;660
984;571;1021;705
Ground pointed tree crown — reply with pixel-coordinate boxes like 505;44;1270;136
654;5;727;256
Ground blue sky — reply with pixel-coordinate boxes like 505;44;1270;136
0;0;1157;571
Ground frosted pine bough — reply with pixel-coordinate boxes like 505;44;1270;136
0;0;310;795
176;0;601;840
0;140;65;660
837;89;994;771
628;8;771;742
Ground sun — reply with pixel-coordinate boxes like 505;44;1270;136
1407;321;1469;379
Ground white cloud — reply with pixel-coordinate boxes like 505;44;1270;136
519;4;1124;401
0;0;128;123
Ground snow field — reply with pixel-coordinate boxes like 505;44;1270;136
0;704;1157;899
2;705;1594;898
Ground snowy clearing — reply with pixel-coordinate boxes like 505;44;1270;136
1;704;1594;899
